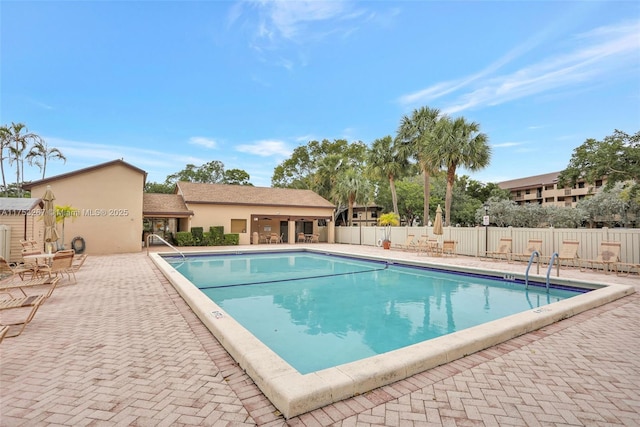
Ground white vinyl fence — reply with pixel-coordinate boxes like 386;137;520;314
334;225;640;265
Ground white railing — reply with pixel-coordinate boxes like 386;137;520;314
334;226;640;264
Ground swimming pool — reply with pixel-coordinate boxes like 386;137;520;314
150;247;633;418
168;252;583;374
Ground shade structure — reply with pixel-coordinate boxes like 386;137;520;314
43;185;59;245
433;204;444;236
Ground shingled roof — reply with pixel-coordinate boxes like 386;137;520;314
498;171;561;190
176;182;335;209
0;197;44;214
143;193;193;217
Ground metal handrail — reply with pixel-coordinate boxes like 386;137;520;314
524;250;540;289
546;252;559;292
146;234;185;259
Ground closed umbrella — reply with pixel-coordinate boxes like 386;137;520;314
433;204;444;236
43;185;59;252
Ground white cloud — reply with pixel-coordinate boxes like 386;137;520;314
398;20;640;114
42;137;200;170
230;0;384;69
189;136;217;149
492;142;524;148
236;139;292;157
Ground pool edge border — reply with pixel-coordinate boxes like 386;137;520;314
148;249;635;419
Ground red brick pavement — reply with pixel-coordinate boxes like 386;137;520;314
1;251;638;426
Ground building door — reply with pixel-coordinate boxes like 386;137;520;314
280;221;288;243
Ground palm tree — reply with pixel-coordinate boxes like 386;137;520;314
5;122;42;197
332;167;370;226
26;139;67;179
367;135;408;216
313;153;344;202
396;106;442;225
437;116;491;226
0;125;11;196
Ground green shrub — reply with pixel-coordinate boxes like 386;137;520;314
223;234;239;245
209;226;224;246
175;231;194;246
190;227;204;245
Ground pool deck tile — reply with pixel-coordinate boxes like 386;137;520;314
1;244;639;426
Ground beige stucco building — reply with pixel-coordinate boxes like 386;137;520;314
498;171;605;207
18;159;336;255
142;182;336;246
22;160;147;255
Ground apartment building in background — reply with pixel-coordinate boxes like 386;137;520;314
498;171;605;207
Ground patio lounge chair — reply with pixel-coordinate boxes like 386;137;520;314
37;249;77;284
549;240;580;268
394;234;415;251
511;239;543;263
615;262;640;276
19;239;39;251
484;237;512;262
0;294;46;337
581;241;621;274
441;240;457;257
0;256;37;281
0;276;61;299
419;236;441;256
297;232;306;243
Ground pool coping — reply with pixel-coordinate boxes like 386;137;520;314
149;248;635;419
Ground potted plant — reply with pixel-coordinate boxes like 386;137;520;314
378;212;399;249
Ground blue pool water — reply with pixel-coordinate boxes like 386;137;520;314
168;251;586;374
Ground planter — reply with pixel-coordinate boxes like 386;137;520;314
383;240;391;250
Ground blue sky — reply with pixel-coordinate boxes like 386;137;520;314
2;1;639;188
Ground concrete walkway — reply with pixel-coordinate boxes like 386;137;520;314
1;245;638;426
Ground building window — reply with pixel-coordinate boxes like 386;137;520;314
525;189;530;195
516;191;521;197
595;179;603;188
371;211;378;218
545;197;554;203
578;182;585;189
230;219;246;233
545;185;554;191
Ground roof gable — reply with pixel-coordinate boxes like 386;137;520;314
143;193;193;216
23;159;147;190
176;182;335;209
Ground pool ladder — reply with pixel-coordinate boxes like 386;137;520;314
524;250;556;293
146;233;186;259
524;251;558;292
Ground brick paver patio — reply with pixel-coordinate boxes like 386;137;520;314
1;246;638;426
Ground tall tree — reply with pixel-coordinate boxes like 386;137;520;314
396;106;442;224
26;138;67;179
271;138;368;202
0;125;11;196
223;168;252;186
437;116;491;226
331;167;370;226
367;135;408;216
4;122;42;197
165;160;226;185
558;129;640;190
